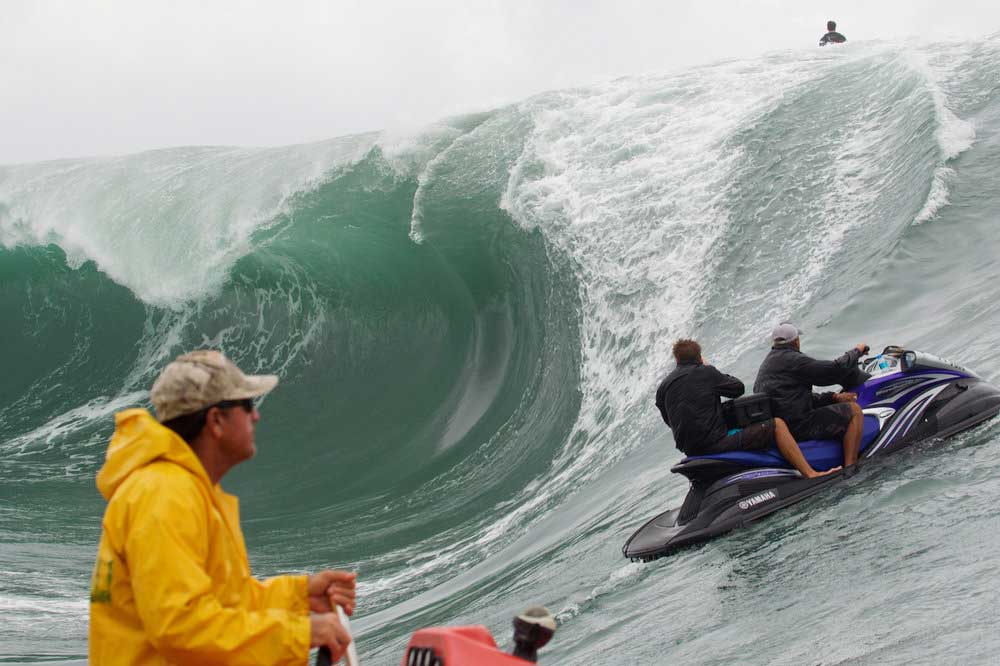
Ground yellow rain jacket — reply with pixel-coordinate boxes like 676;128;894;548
89;409;310;665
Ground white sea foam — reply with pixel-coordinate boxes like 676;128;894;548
899;47;977;224
0;136;374;307
554;562;644;624
0;594;89;615
495;57;838;523
394;126;468;243
1;391;144;457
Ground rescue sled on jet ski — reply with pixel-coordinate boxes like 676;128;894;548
623;347;1000;562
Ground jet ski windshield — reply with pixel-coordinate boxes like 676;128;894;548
861;346;978;379
861;345;905;377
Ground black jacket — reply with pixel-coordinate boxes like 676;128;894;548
753;345;867;425
819;31;847;45
655;361;744;455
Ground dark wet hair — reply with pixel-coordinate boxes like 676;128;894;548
161;408;210;444
827;20;837;31
672;339;702;363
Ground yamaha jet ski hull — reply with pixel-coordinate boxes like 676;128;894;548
623;349;1000;562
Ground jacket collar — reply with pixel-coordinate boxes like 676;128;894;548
97;408;212;500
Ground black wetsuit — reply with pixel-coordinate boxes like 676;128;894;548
655;361;744;455
753;345;868;427
819;31;847;46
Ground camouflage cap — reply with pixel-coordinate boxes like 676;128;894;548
150;350;278;422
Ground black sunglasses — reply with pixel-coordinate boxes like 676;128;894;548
213;398;256;413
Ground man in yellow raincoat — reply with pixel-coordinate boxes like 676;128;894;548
90;350;355;665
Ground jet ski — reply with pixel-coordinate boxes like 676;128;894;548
623;347;1000;562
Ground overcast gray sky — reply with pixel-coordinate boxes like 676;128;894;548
3;0;998;164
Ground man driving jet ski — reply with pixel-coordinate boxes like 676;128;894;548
754;322;869;467
655;339;838;478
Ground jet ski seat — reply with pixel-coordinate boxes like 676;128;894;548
676;414;881;474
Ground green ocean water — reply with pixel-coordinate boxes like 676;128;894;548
3;38;1000;664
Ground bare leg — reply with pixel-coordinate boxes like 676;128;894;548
842;402;864;466
773;418;840;478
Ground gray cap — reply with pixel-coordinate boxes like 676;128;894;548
771;322;803;344
150;350;278;422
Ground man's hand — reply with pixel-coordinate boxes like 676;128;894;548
308;570;356;615
310;612;352;660
855;343;869;354
833;392;857;403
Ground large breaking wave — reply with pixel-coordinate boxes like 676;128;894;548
2;37;1000;664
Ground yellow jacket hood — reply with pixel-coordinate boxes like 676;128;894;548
96;408;209;500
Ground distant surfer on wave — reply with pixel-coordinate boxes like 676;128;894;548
89;350;356;664
819;20;847;46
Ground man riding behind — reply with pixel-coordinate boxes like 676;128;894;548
656;339;838;478
754;323;869;467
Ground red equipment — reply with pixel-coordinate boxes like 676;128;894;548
401;625;534;665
